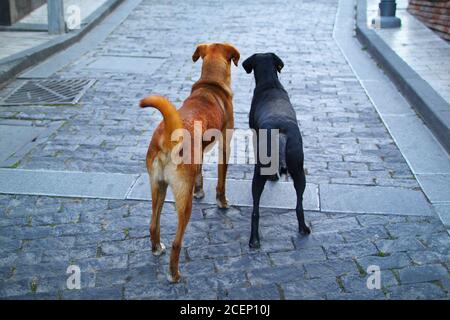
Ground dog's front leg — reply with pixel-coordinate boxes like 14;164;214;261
249;168;267;249
216;129;232;208
291;168;311;235
194;164;205;199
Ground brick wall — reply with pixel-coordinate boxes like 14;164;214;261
408;0;450;41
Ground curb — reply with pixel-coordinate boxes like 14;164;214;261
0;0;124;88
355;0;450;154
0;168;434;216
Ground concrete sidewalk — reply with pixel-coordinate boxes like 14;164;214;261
357;0;450;155
0;0;123;87
368;0;450;104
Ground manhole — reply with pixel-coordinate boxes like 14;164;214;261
0;79;95;105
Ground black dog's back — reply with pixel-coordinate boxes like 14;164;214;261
250;84;304;177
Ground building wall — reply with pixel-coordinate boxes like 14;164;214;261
408;0;450;41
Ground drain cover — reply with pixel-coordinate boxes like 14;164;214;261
0;79;95;105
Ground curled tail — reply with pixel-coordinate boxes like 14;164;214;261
140;95;183;148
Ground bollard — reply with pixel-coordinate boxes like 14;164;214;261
47;0;65;34
372;0;401;28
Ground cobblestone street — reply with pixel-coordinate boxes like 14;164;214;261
0;194;449;299
0;0;449;299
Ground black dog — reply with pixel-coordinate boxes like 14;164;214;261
242;53;311;249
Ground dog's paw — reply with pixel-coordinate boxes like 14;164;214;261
194;189;205;199
167;270;181;284
299;224;311;235
249;238;261;249
152;242;166;256
216;195;230;209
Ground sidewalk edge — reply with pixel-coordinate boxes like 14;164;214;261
355;0;450;154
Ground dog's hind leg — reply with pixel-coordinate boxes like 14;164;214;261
289;166;311;235
168;174;194;283
150;180;168;256
194;164;204;199
249;166;267;249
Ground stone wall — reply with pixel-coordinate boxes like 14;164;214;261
408;0;450;41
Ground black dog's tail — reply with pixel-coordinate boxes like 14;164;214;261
268;133;288;181
279;133;288;174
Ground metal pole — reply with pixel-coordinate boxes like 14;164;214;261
372;0;401;29
47;0;65;34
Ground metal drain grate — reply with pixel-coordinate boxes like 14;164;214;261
0;79;95;106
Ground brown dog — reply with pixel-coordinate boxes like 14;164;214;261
139;43;240;283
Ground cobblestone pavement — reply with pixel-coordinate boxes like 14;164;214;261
0;0;418;188
0;195;449;299
0;0;449;300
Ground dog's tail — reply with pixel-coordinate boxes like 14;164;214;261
140;95;183;147
279;133;288;175
268;133;288;181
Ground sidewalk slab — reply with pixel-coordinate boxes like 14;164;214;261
320;184;432;216
416;174;450;204
0;121;64;167
0;168;435;216
355;0;450;154
360;80;415;116
127;174;320;211
83;56;164;75
0;169;138;199
382;114;450;174
0;125;45;165
434;205;450;228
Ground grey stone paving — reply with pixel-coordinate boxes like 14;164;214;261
0;0;419;189
0;0;449;300
0;195;448;299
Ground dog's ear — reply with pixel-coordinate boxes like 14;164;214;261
242;54;255;74
271;53;284;73
224;44;240;67
192;44;208;62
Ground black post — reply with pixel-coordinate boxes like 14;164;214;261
372;0;401;28
48;0;65;34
